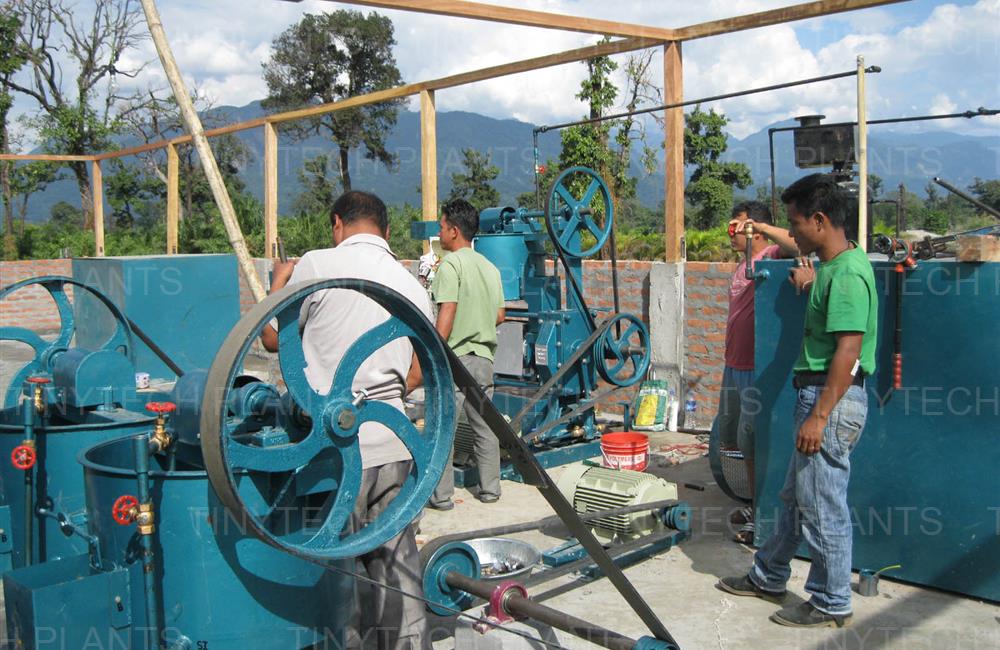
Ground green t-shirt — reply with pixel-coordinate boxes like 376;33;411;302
431;246;505;361
794;244;879;375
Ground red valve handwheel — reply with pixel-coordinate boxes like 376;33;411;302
26;376;50;385
145;402;176;414
11;445;36;470
112;495;139;525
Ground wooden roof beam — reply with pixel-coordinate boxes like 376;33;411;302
673;0;909;41
298;0;677;41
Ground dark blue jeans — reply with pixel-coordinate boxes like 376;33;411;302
750;385;867;615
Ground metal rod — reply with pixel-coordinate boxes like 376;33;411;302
125;316;185;377
768;129;779;221
133;436;162;649
536;67;877;134
856;56;869;251
533;130;542;210
933;177;1000;220
445;573;640;650
20;396;35;566
768;107;999;134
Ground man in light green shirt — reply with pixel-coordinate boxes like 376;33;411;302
429;199;505;508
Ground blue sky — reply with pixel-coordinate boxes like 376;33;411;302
8;1;1000;148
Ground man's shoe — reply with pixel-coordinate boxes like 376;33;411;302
427;499;455;511
476;493;499;504
770;602;852;628
716;575;786;604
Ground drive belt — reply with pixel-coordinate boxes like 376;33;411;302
445;343;677;647
509;317;615;434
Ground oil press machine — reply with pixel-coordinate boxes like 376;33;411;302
1;261;684;649
413;167;651;482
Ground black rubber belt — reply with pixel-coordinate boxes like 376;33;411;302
509;317;614;434
446;343;678;647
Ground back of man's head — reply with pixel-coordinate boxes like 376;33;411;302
442;199;479;241
732;200;773;225
780;174;849;229
331;191;389;236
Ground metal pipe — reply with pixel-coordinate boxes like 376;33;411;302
744;223;756;280
133;436;162;649
856;56;869;251
933;177;1000;220
20;396;35;566
536;68;878;133
445;573;642;650
768;128;778;220
768;107;999;135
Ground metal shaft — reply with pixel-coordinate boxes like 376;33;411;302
445;573;639;650
933;177;1000;220
21;397;34;566
133;436;162;649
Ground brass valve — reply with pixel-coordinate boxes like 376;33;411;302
26;376;50;416
136;502;155;536
145;402;176;454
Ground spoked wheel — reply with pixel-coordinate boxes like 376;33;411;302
200;278;456;561
0;276;133;407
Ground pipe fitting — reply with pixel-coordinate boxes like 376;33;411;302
136;502;155;536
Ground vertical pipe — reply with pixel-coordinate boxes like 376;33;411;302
92;160;105;257
263;122;279;259
532;130;541;209
768;129;778;220
20;396;35;566
856;56;868;251
133;436;161;649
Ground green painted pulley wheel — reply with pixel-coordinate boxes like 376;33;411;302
200;278;456;561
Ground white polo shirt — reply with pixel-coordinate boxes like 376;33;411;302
284;234;433;469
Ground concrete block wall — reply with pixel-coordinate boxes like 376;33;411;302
0;259;73;333
3;257;736;423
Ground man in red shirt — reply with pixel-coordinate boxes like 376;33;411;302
720;201;798;543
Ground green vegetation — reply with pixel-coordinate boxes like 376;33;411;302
1;8;996;264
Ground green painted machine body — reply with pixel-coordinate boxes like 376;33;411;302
753;258;999;602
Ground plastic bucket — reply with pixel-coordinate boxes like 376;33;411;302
600;432;650;472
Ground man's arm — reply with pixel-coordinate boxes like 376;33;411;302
405;351;422;395
796;331;863;455
260;260;297;352
755;221;800;258
496;307;505;325
436;302;457;342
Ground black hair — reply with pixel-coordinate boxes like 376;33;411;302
780;173;849;229
441;199;478;241
732;200;773;225
330;190;389;235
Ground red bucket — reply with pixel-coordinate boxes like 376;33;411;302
600;432;650;472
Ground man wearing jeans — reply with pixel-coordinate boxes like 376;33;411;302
718;174;878;628
428;199;505;508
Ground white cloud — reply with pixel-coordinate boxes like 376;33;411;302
7;0;1000;150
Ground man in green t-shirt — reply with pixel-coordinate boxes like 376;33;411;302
428;199;506;509
719;174;878;629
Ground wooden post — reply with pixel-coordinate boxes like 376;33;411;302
139;0;266;301
166;144;179;254
263;122;279;259
420;89;438;254
663;41;684;262
92;160;105;257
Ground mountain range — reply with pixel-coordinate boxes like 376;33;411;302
20;100;1000;221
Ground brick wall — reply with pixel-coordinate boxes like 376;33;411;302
0;259;73;333
3;257;736;422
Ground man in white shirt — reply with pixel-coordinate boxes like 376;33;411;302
262;190;432;650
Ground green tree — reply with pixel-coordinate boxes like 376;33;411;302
5;0;157;230
557;43;658;255
105;159;163;230
49;200;83;228
970;177;1000;214
263;11;404;192
684;106;752;230
446;148;500;211
8;160;60;229
0;7;28;258
292;153;340;217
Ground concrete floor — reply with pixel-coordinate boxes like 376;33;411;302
1;342;998;649
419;430;1000;650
